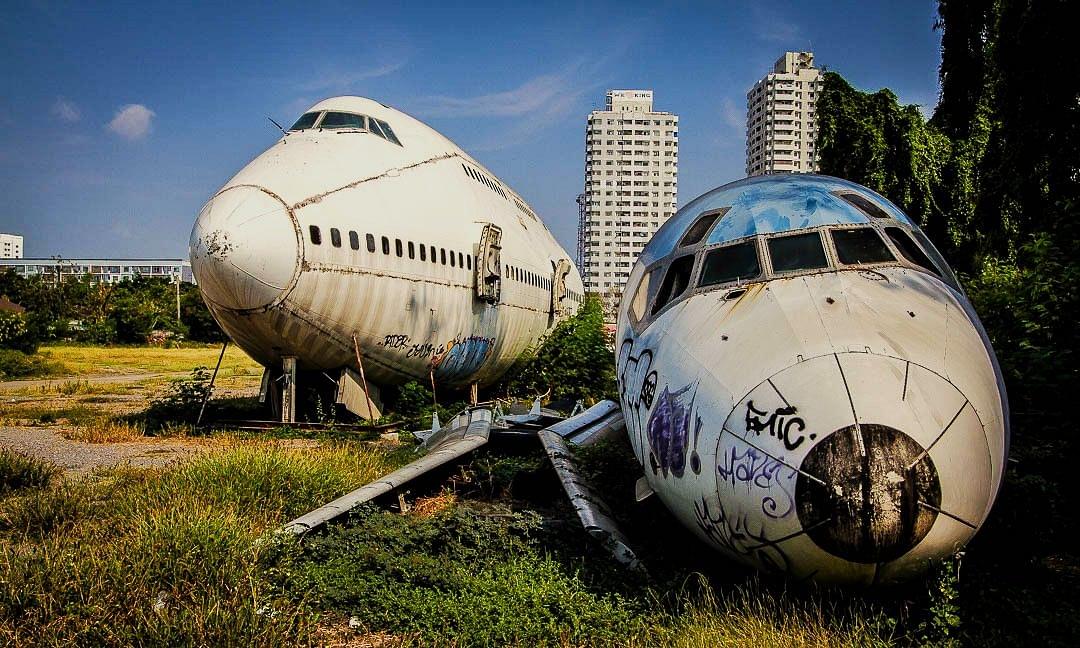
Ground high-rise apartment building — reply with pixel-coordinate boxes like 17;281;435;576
580;90;679;317
0;233;23;259
746;51;821;176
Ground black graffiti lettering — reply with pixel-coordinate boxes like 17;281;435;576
745;400;811;451
640;371;657;409
381;334;410;349
406;343;436;359
693;496;791;574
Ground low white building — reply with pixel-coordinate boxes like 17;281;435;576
0;258;194;283
0;233;23;259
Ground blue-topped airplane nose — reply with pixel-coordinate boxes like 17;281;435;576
189;185;300;311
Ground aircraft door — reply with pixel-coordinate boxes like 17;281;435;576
551;258;572;317
476;223;502;304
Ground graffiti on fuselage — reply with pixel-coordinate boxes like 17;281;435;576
716;438;798;519
645;383;700;479
432;335;496;380
619;337;706;479
617;338;656;465
379;333;496;379
693;495;792;574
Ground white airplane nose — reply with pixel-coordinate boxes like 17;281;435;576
189;186;300;311
723;351;990;574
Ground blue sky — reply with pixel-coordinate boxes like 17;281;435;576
0;1;943;258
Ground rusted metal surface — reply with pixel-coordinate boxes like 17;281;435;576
796;423;941;563
291;152;458;210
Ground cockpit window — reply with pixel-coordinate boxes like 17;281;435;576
699;241;761;286
367;118;386;138
834;191;892;220
831;228;895;265
628;270;653;322
884;227;940;276
651;254;695;316
680;208;727;247
377;119;401;145
290;112;321;131
319;112;366;130
768;232;829;273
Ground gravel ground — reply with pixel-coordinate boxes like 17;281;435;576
0;426;207;475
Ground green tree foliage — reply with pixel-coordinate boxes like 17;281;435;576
497;296;616;403
817;73;953;247
0;269;223;344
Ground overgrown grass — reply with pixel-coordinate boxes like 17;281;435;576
34;343;260;376
0;449;60;493
64;419;148;443
0;349;67;380
0;403;102;426
0;442;403;645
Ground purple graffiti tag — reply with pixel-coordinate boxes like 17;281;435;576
717;445;798;518
645;383;697;478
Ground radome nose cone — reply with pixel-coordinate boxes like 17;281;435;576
796;424;941;563
189;186;299;310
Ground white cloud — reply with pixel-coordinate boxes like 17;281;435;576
752;7;802;45
412;61;601;152
418;72;579;118
107;104;155;140
300;60;407;92
719;98;744;132
51;97;81;122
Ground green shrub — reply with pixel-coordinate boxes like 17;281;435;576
275;504;646;646
0;449;60;493
0;311;40;354
498;295;616;403
0;348;64;379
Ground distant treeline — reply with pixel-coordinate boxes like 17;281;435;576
0;271;222;351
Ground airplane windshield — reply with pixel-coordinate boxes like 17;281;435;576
319;112;366;130
640;175;916;267
289;112;321;131
288;109;403;145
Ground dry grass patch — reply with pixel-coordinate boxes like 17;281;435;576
64;419;148;443
652;583;895;647
37;344;261;377
407;490;457;518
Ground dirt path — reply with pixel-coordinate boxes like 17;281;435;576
0;372;189;393
0;426;207;475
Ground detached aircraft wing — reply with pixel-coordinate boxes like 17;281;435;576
284;408;493;535
284;400;639;570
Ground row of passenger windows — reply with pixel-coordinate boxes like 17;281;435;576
289;111;402;146
309;225;474;269
307;225;583;303
462;163;507;199
643;225;945;320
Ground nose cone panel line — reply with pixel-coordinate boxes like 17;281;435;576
190;185;302;312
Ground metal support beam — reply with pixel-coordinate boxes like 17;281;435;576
282;355;297;424
195;340;228;428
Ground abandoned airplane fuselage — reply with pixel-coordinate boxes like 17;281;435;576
617;175;1008;584
189;96;583;412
